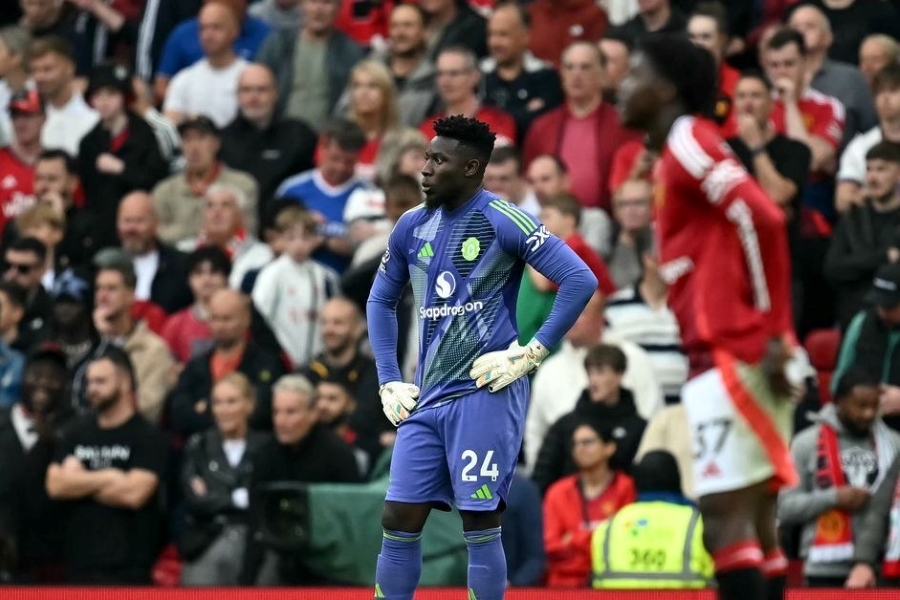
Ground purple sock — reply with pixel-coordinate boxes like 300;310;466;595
464;527;506;600
374;529;422;600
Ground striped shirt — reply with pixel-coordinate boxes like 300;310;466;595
605;284;688;401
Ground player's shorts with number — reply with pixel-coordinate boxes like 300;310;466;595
681;351;797;497
386;378;527;511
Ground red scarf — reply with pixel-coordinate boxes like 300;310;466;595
808;424;854;563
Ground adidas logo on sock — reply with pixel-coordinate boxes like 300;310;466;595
470;484;493;500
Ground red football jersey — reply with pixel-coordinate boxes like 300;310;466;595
0;148;36;233
654;116;794;377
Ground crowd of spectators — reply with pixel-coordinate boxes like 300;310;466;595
1;0;900;590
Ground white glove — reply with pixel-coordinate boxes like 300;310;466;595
470;340;549;393
785;346;814;400
380;382;420;426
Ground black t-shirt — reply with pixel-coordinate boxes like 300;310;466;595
727;134;811;257
53;413;168;572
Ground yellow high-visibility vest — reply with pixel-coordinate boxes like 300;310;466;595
591;500;714;589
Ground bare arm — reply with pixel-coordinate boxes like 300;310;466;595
46;462;118;500
93;469;160;510
752;151;797;210
835;181;863;214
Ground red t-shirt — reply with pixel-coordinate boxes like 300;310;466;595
543;472;636;588
546;233;617;296
608;139;645;195
161;307;213;363
560;109;603;209
334;0;393;47
0;148;35;232
655;115;794;376
419;106;516;147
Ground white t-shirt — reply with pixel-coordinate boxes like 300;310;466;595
164;58;248;128
41;93;100;157
133;250;161;300
837;126;882;184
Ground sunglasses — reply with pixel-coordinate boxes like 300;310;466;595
6;262;37;274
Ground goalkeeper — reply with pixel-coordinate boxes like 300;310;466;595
366;115;596;600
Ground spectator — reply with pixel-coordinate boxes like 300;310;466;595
687;3;739;130
833;263;900;431
252;205;339;368
163;4;248;129
778;368;900;587
419;46;517;146
605;228;688;404
66;0;143;81
154;0;270;101
525;291;662;473
0;292;23;408
18;0;75;43
169;289;285;437
332;0;391;49
604;179;654;288
763;27;845;220
276;119;367;274
219;63;317;221
0;26;31;146
788;4;877;145
0;280;29;354
524;42;639;213
369;4;436;130
249;0;301;32
301;297;388;463
179;184;273;289
480;1;562;143
483;147;540;216
239;374;361;585
591;450;713;589
130;76;181;169
161;246;230;364
0;90;43;232
79;257;173;424
421;0;487;61
45;347;169;584
836;64;900;213
29;36;98;157
48;269;95;369
348;174;422;267
825;142;900;330
619;0;687;41
533;343;648;494
543;422;636;587
116;191;192;315
179;372;269;586
502;469;546;587
79;63;168;251
793;0;900;66
527;0;608;70
315;378;368;474
597;30;631;105
634;404;694;499
859;34;900;89
153;116;259;246
4;237;53;352
257;0;364;127
134;0;202;88
15;204;65;290
0;345;72;583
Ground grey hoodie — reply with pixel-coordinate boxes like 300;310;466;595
778;404;900;578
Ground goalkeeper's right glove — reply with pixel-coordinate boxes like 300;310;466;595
380;382;420;427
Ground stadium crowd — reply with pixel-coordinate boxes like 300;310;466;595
0;0;900;591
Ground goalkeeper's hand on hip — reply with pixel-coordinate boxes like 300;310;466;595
380;382;420;426
470;339;549;393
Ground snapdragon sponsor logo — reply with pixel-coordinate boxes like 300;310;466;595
419;301;484;320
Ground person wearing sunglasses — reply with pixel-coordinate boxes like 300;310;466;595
3;237;52;354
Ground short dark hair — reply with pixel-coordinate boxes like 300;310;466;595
601;27;635;53
321;118;366;153
91;345;137;392
8;236;47;263
187;246;232;277
572;421;615;444
738;69;774;92
0;280;27;309
489;145;522;173
690;1;730;37
766;27;806;56
834;368;880;402
542;193;582;227
97;261;137;290
38;149;77;174
866;141;900;164
638;33;718;118
29;35;74;62
493;0;530;28
873;63;900;95
583;343;627;374
433;115;497;165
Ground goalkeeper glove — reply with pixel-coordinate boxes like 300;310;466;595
380;382;420;426
470;339;549;393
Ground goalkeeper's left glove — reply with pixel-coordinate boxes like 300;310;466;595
470;339;549;393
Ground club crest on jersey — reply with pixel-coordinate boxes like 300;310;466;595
434;271;456;299
461;237;480;261
526;225;550;253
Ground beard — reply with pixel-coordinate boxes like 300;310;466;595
90;390;120;414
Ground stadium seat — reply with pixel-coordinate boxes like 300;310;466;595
804;328;841;405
